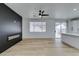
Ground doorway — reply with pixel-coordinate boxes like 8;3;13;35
55;22;66;39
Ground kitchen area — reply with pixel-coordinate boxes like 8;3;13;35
61;17;79;49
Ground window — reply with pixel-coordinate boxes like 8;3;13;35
30;22;46;32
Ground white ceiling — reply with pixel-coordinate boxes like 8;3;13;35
5;3;79;20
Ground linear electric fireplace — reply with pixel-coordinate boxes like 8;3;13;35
0;3;22;53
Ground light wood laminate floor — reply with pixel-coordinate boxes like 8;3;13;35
0;38;79;56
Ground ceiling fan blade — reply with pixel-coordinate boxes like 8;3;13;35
39;10;42;16
39;10;41;13
42;10;44;14
42;14;49;16
39;13;41;16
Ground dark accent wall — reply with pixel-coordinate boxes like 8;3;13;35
0;3;22;53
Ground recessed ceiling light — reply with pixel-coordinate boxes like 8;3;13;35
73;8;77;11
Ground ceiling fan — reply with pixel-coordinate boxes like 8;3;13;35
39;10;49;16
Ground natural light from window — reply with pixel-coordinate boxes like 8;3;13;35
30;22;46;32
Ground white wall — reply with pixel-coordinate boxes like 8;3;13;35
22;17;55;38
66;20;72;33
67;19;79;34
